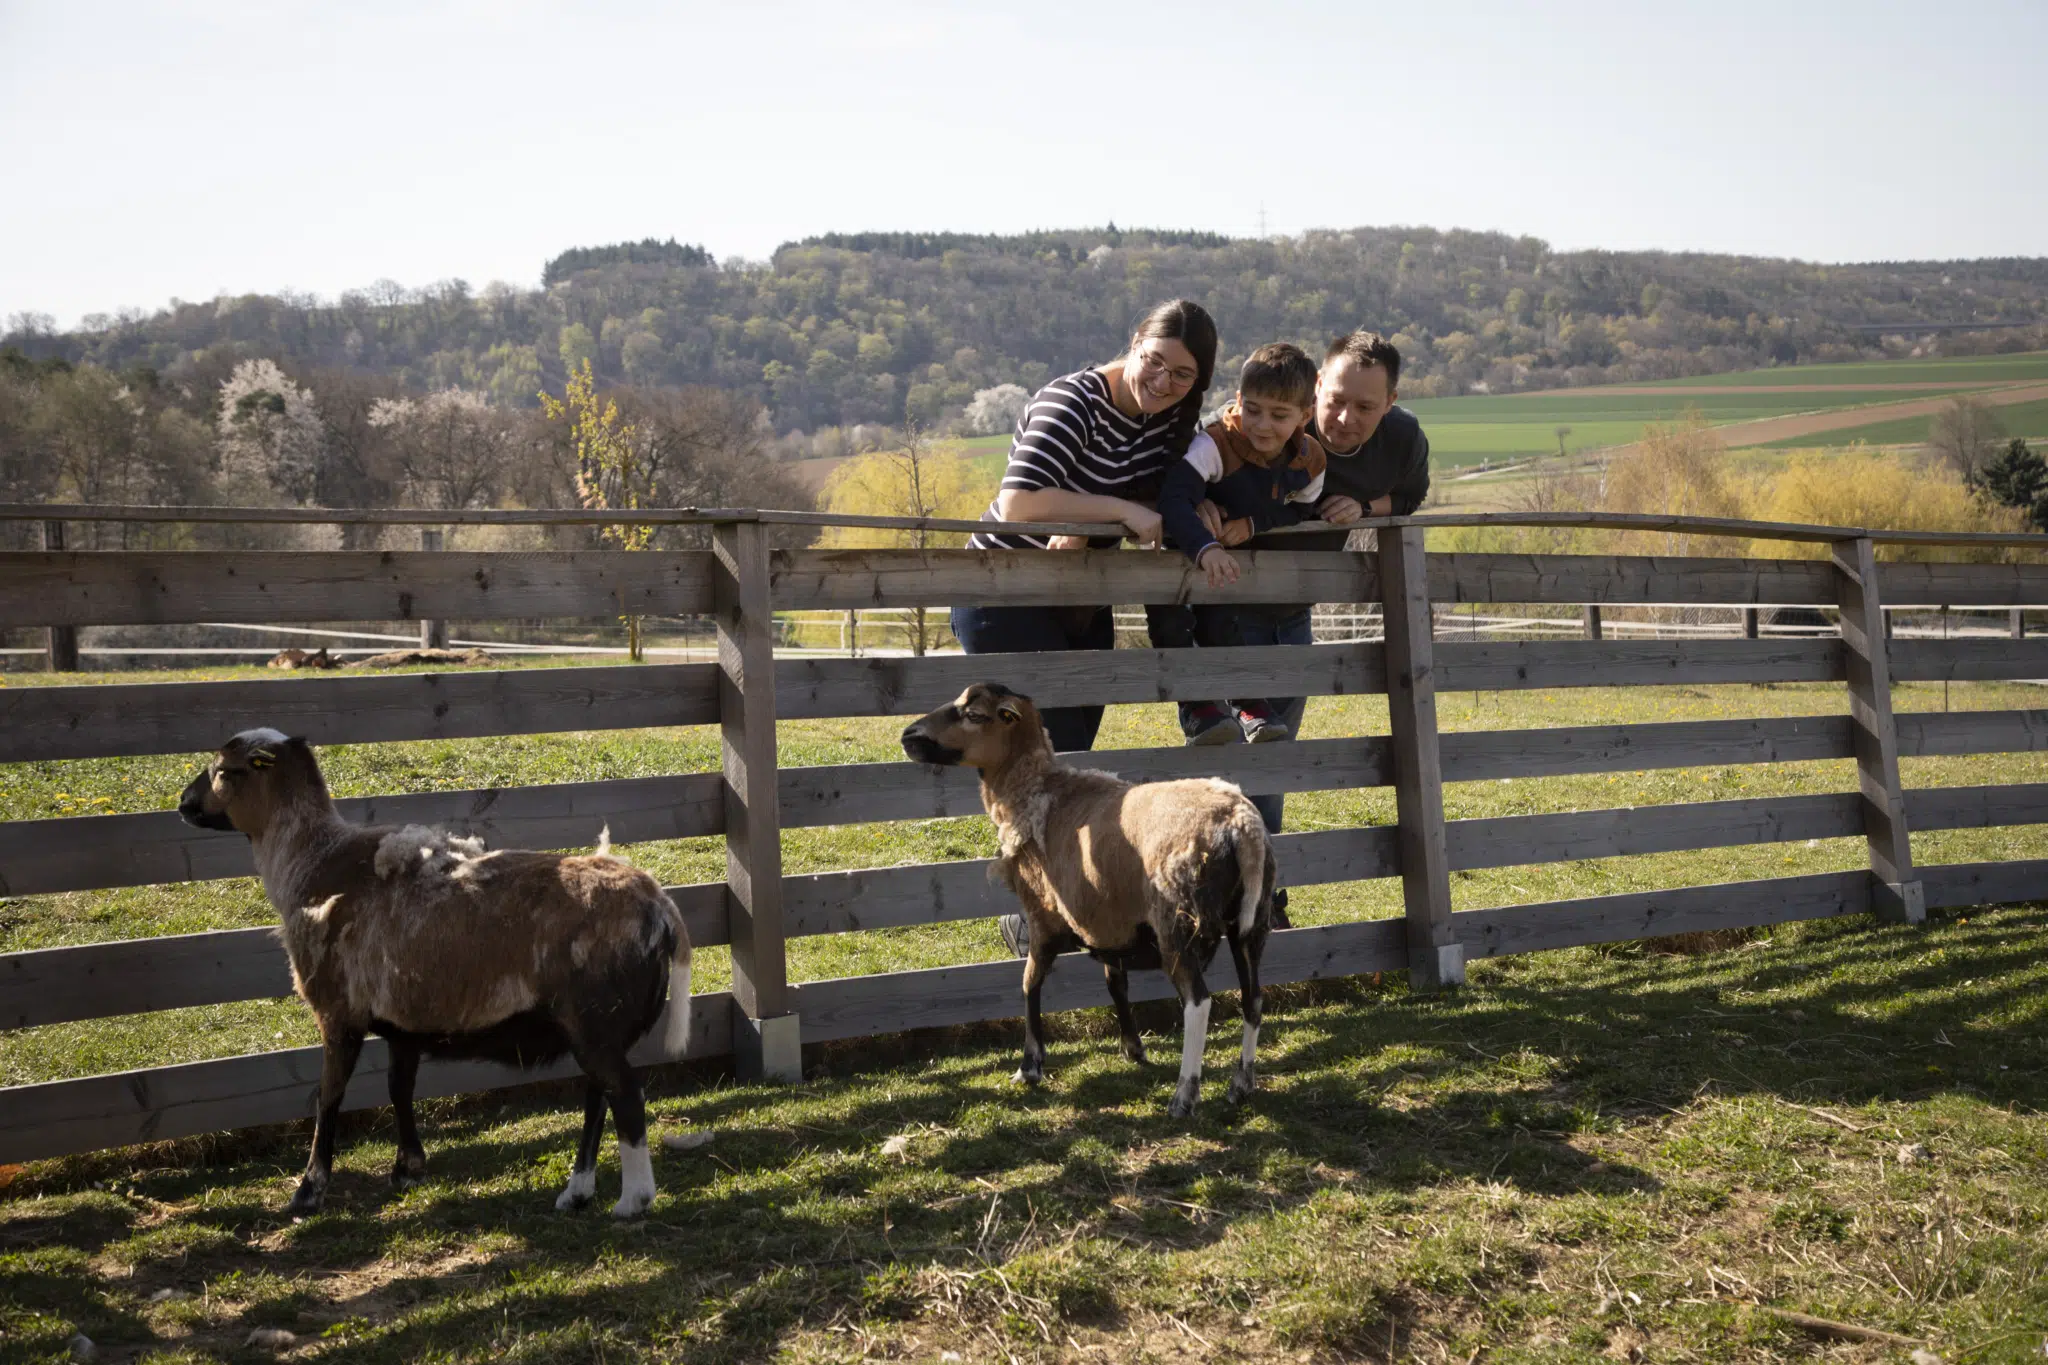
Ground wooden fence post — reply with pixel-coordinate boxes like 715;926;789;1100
713;518;800;1081
42;520;79;673
1743;607;1760;639
1379;525;1462;990
2012;608;2025;640
1581;604;1603;640
1833;537;1923;924
418;529;446;649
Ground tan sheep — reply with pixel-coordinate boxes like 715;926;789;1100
900;684;1275;1116
178;729;692;1218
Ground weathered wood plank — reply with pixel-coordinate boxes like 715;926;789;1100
781;826;1401;938
0;551;716;629
1434;638;1843;692
0;992;734;1165
1441;715;1852;781
0;663;721;762
1921;859;2048;908
1878;562;2048;608
1907;783;2048;832
1891;639;2048;682
0;775;726;897
1382;526;1460;990
1447;793;1865;871
1456;871;1869;958
1429;554;1838;606
1838;540;1921;921
794;919;1407;1044
779;739;1395;829
771;548;1376;610
0;883;729;1031
777;643;1387;720
1898;710;2048;757
716;521;797;1081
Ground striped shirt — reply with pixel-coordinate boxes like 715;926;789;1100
969;368;1186;550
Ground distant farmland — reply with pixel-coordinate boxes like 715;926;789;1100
1405;351;2048;466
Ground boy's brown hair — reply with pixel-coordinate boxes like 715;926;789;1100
1238;343;1317;409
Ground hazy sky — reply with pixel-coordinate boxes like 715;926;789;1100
4;0;2044;328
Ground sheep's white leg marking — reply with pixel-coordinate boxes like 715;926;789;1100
613;1139;655;1218
555;1166;596;1211
1170;998;1211;1117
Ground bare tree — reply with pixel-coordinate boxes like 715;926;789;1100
1928;397;2008;482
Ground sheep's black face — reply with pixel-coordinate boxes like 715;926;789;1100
901;684;1036;770
900;711;964;767
177;767;235;830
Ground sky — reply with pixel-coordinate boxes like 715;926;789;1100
3;0;2045;329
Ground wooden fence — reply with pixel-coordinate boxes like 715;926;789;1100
4;505;2047;1165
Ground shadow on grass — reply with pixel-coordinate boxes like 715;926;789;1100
4;906;2045;1361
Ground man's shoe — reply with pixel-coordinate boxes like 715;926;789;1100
998;913;1030;958
1240;711;1292;743
1184;702;1241;746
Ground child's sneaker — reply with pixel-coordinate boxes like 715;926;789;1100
1183;701;1240;745
1237;703;1291;744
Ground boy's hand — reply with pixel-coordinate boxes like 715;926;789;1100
1198;544;1241;588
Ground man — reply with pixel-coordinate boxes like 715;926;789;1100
1295;328;1431;539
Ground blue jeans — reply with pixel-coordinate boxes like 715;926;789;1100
1181;606;1313;834
950;604;1114;752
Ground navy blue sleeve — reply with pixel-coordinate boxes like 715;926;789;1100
1158;458;1219;563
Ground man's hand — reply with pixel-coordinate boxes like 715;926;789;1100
1045;534;1089;550
1195;499;1226;541
1318;494;1364;525
1218;516;1253;547
1198;544;1241;588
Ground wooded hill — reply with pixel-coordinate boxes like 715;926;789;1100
10;226;2048;434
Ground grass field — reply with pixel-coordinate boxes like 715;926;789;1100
5;664;2048;1359
1406;352;2048;467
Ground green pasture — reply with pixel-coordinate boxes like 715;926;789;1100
4;662;2048;1360
1632;351;2048;388
1758;396;2048;452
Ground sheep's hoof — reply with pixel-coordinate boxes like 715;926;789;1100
1167;1083;1200;1119
1226;1070;1256;1105
554;1168;596;1212
612;1191;653;1219
1121;1040;1148;1065
389;1155;426;1189
284;1183;326;1219
1012;1066;1043;1087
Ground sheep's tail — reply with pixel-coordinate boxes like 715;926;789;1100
1234;815;1272;941
656;890;694;1059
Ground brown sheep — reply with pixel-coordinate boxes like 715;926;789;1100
177;729;692;1218
900;683;1275;1116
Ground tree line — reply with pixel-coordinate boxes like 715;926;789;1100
9;225;2046;439
0;347;806;552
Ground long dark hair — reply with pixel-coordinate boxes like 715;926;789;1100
1127;298;1217;457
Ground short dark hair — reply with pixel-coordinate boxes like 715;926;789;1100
1324;329;1402;389
1237;343;1317;408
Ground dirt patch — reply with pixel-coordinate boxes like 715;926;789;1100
1598;380;2048;455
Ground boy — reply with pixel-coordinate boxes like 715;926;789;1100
1156;342;1326;745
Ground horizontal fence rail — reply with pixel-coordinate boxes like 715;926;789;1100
3;509;2047;1166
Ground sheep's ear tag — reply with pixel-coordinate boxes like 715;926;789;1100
248;749;275;770
996;704;1021;724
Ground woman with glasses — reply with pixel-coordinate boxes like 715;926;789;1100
954;298;1218;754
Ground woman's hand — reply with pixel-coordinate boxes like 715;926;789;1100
1118;504;1163;548
1046;534;1089;550
1198;544;1241;588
